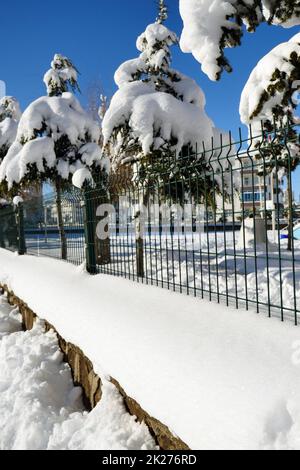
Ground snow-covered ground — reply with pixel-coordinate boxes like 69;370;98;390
0;294;155;450
1;249;300;450
25;230;300;320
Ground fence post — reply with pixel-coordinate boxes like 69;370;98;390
83;187;97;274
15;202;26;255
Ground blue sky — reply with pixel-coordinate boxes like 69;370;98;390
1;0;300;196
1;0;297;130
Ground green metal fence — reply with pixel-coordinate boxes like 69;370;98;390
0;202;25;254
22;189;85;266
0;123;299;324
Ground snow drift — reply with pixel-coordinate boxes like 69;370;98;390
0;294;155;450
0;250;300;449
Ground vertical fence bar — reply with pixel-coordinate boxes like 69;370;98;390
83;186;97;275
274;144;284;321
209;138;220;304
260;125;271;318
218;133;230;306
203;142;212;301
247;127;259;314
227;132;239;309
16;202;26;255
284;124;298;325
236;128;249;310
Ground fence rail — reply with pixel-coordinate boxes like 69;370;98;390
0;124;299;324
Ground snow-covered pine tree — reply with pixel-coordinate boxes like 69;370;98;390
44;54;80;97
0;54;109;260
0;97;21;198
240;32;300;250
240;32;300;129
0;97;21;164
102;0;220;178
102;1;228;276
179;0;300;81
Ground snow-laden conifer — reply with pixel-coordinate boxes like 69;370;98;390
102;1;215;165
240;32;300;250
103;2;230;276
180;0;300;80
0;54;108;259
0;97;21;164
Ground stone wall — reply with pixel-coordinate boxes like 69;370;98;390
0;285;189;450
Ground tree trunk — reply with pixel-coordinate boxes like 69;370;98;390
97;237;111;265
135;191;149;278
287;176;293;252
136;221;144;278
56;178;67;260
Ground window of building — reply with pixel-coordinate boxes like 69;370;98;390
242;192;265;202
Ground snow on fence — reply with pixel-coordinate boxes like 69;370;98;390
1;123;300;324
